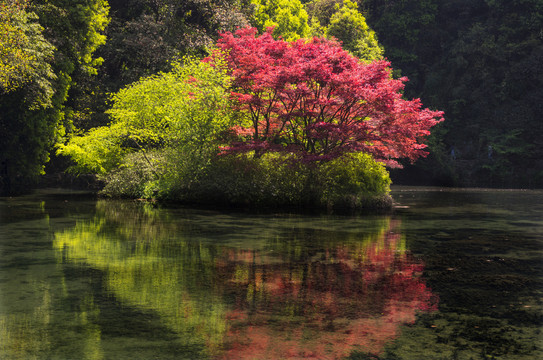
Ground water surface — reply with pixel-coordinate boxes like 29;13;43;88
0;187;541;359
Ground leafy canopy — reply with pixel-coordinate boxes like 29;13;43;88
58;57;234;174
251;0;310;41
325;0;383;62
0;0;58;194
0;0;55;99
212;27;444;167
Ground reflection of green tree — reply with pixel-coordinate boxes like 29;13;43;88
54;201;226;358
0;213;104;360
53;200;436;359
1;284;106;360
0;286;53;360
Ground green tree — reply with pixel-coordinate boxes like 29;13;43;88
325;0;383;61
0;0;54;101
0;0;110;194
251;0;311;40
0;0;56;194
32;0;110;129
58;57;234;177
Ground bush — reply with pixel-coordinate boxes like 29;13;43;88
148;150;391;211
318;152;391;209
58;56;234;176
100;151;164;198
154;152;305;207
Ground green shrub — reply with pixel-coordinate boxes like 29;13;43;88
151;151;391;211
318;152;391;209
100;151;165;198
155;152;307;207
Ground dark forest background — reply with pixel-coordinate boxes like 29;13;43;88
1;0;542;194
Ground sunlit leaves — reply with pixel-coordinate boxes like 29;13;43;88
0;0;31;92
57;124;129;175
106;55;233;152
0;0;55;101
251;0;311;41
325;0;383;61
59;57;234;174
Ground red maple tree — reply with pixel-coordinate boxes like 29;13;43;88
210;27;444;167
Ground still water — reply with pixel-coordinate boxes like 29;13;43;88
0;187;541;359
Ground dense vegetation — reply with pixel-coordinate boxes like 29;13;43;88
362;0;543;187
1;0;109;192
59;29;441;210
1;0;541;197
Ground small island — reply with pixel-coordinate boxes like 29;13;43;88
57;27;441;211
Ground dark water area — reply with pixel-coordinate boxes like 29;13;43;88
0;187;541;359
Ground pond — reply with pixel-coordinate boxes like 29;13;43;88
0;187;542;359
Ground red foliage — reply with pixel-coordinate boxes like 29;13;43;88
210;27;444;167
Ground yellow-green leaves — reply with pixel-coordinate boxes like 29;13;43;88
0;0;55;97
59;56;234;175
107;56;233;148
79;0;109;75
57;124;128;174
251;0;311;41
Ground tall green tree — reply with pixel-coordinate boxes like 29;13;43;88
32;0;110;129
0;0;110;194
250;0;311;40
0;0;41;92
325;0;382;61
0;0;56;194
0;0;55;103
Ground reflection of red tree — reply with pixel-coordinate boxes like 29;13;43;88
217;222;438;359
